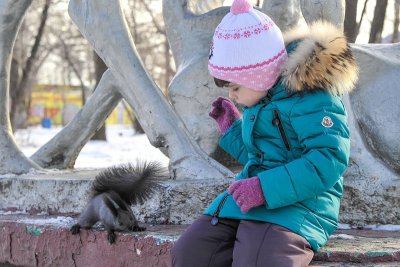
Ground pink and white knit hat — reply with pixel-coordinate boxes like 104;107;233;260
208;0;288;92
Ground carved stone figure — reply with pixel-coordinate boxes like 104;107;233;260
0;0;41;174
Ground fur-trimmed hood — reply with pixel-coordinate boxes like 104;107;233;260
281;21;359;94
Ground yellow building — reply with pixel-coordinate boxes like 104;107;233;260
29;85;132;126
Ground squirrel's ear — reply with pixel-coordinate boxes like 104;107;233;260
107;191;129;211
103;194;118;217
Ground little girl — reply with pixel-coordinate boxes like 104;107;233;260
172;0;358;266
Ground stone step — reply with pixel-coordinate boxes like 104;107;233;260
0;214;399;267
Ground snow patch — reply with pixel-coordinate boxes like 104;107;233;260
337;223;352;230
0;210;28;215
337;223;400;231
363;224;400;231
331;233;355;239
14;125;169;168
17;216;75;227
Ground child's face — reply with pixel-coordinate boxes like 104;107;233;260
227;83;268;107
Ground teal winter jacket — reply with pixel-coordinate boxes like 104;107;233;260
204;21;359;251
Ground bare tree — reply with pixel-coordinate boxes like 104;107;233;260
44;3;95;97
369;0;389;43
10;59;20;104
33;1;98;130
344;0;359;42
126;0;174;92
137;0;174;90
356;0;369;40
58;37;87;104
10;0;51;130
393;0;400;43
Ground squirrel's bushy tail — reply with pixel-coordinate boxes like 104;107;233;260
91;161;168;205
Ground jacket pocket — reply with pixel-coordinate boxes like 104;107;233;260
272;109;291;151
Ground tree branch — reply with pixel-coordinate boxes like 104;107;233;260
137;0;165;34
11;0;51;128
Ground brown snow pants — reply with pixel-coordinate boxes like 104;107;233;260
171;215;314;267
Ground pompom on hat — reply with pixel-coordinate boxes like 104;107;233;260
208;0;288;92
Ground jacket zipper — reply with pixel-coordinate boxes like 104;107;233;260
272;110;291;151
211;194;229;225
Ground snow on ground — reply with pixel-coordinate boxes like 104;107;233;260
14;125;169;169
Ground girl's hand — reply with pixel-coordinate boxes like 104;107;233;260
209;96;240;134
228;176;266;214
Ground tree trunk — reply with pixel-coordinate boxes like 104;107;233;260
58;38;87;105
392;1;400;43
91;51;107;141
0;0;41;174
10;58;20;106
369;0;389;43
68;0;233;180
344;0;359;42
356;0;369;41
10;0;50;131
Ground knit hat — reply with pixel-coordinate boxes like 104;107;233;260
208;0;288;91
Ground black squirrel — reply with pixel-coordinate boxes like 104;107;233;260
70;161;168;244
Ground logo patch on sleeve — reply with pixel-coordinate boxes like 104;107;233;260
321;116;334;128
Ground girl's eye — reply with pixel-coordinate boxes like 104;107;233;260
233;87;239;92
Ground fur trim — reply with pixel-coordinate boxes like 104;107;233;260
281;21;359;94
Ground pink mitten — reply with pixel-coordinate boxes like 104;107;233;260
209;96;241;134
228;176;265;214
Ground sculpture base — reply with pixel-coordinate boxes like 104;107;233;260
0;168;399;225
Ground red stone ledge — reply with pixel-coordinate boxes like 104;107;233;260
0;215;399;266
0;216;184;267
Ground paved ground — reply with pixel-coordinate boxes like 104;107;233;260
0;214;399;267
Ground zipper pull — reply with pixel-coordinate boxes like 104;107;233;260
272;109;291;151
211;194;229;226
272;110;280;126
211;216;219;226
